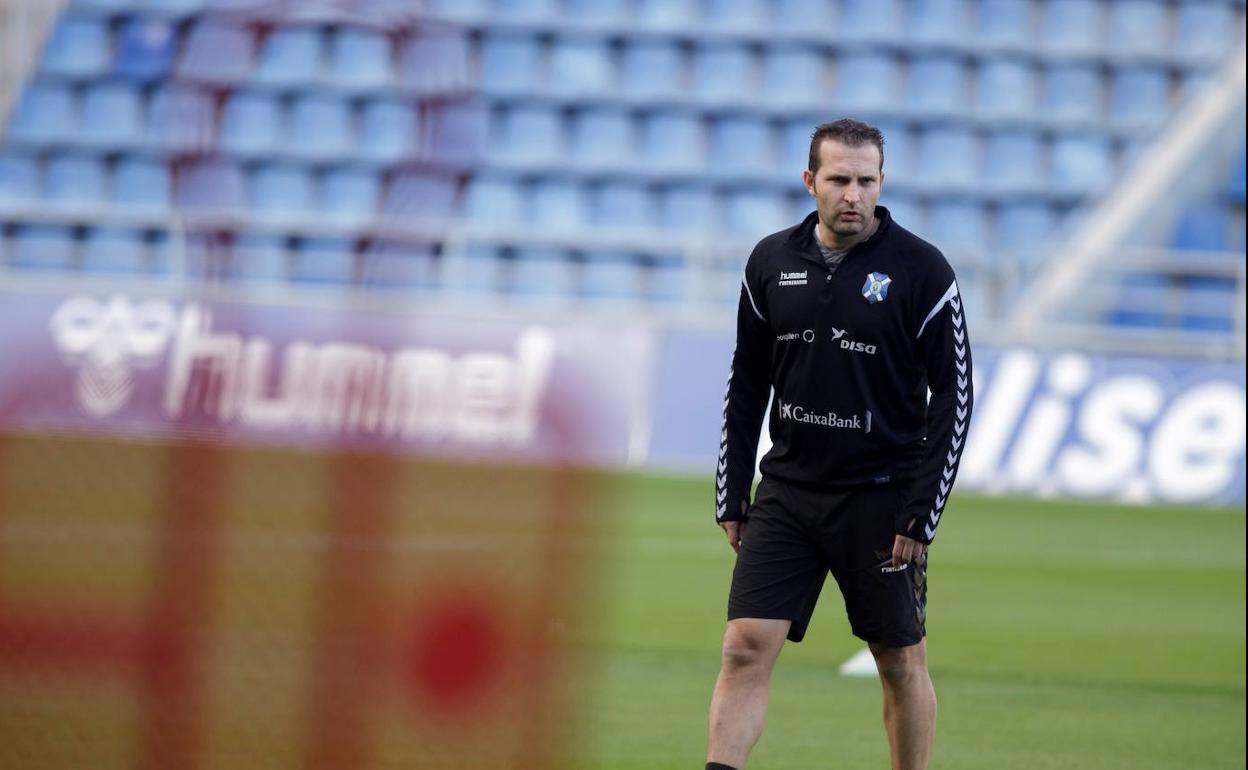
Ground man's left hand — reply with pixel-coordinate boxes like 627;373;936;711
891;534;927;569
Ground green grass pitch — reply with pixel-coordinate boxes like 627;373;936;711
574;473;1246;770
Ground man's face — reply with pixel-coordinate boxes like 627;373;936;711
802;140;884;239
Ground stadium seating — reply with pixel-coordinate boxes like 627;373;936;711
0;0;1242;325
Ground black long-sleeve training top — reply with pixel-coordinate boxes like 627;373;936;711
715;206;973;545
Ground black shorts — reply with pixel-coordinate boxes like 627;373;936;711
726;476;927;647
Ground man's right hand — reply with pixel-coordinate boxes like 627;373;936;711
720;520;747;554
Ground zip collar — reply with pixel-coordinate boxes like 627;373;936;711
787;206;893;268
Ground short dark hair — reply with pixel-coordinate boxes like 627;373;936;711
808;118;885;173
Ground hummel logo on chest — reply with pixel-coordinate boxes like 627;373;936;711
779;270;808;287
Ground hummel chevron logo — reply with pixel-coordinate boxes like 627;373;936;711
717;488;727;503
717;503;727;518
951;297;960;311
924;523;936;540
718;459;727;474
721;428;728;442
935;494;947;509
954;420;966;436
957;390;969;405
943;466;954;481
947;450;957;465
953;328;965;344
952;435;962;450
955;345;966;358
940;480;950;496
957;375;968;389
956;360;967;374
956;406;968;421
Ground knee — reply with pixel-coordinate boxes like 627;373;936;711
720;628;773;673
872;646;926;689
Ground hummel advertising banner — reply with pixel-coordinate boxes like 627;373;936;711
0;290;651;465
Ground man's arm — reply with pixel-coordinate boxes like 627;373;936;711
716;266;771;532
897;278;973;547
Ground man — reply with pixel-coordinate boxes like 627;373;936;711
706;118;973;770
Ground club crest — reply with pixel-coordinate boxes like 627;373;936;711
862;272;892;304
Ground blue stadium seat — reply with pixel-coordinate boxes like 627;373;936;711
424;100;488;166
321;167;381;224
643;253;688;303
693;44;756;104
530;179;589;230
250;165;315;220
82;228;148;275
40;16;109;79
996;201;1057;263
113;157;171;210
445;243;504;295
357;98;418;163
1175;1;1236;59
581;250;643;301
44;155;106;206
147;86;215;153
781;118;813;174
834;52;899;112
1179;70;1212;105
141;0;209;16
839;0;903;40
1051;134;1113;194
5;84;75;146
175;159;246;212
906;55;966;118
926;200;987;255
228;234;288;283
10;226;75;271
658;185;718;230
78;83;143;149
882;194;922;232
566;0;630;22
462;174;525;224
1107;0;1167;54
494;0;556;21
399;29;471;96
983;129;1043;194
975;0;1031;48
877;121;915;185
727;190;788;235
509;248;576;299
288;95;353;160
480;32;541;95
549;38;615;96
762;46;826;107
0;153;38;202
571;107;637;169
291;238;356;285
114;17;178;81
493;105;563;165
177;21;256;86
711;115;774;175
590;182;654;228
910;0;969;44
641;111;706;172
1180;276;1237;332
705;0;766;28
788;191;814;224
772;0;833;28
1227;144;1246;203
1042;63;1103;125
621;41;684;100
637;0;699;29
220;92;283;157
253;27;323;87
328;28;392;90
359;240;436;291
1170;208;1229;251
1110;67;1170;129
916;126;978;189
1108;274;1169;328
975;57;1035;119
1041;0;1103;53
427;0;488;19
382;171;458;222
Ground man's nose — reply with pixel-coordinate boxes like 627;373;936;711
843;184;860;202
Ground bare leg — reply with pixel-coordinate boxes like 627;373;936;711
869;640;937;770
706;618;790;768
